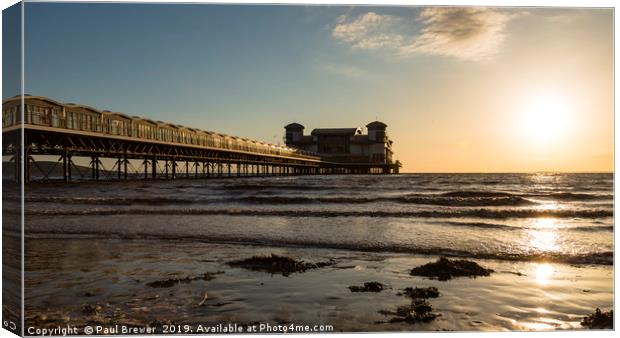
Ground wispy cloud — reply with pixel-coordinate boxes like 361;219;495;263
332;12;404;49
331;7;520;61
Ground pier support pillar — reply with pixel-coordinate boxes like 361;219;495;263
124;155;128;180
91;156;100;180
117;158;122;180
152;156;157;179
143;159;149;179
24;148;31;183
172;159;176;179
67;154;72;182
95;157;99;180
62;150;68;182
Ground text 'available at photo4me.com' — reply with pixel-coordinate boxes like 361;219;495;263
25;323;336;335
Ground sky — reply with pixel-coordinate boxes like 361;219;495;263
4;2;613;172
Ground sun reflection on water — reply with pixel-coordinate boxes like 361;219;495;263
535;263;555;285
520;321;555;331
527;218;559;252
533;218;556;229
537;203;559;211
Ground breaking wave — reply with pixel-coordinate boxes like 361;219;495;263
18;207;613;219
441;190;611;201
24;230;614;266
22;195;538;207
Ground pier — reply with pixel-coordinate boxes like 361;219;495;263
2;96;399;182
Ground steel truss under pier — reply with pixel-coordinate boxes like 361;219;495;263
2;127;398;183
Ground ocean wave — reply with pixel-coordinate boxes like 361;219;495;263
24;231;613;265
541;192;613;201
215;184;341;191
440;221;516;230
18;207;613;219
25;194;536;207
23;190;611;207
570;225;614;232
234;195;536;207
25;196;204;206
441;191;516;198
442;190;612;201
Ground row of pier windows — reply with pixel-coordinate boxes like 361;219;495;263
3;102;317;158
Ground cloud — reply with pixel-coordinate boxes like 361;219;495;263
332;12;404;49
331;7;519;61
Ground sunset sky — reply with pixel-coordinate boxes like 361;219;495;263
7;3;613;172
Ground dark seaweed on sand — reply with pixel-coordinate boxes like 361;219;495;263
410;257;493;281
581;308;613;329
227;254;335;276
378;286;441;324
398;286;440;299
348;282;385;292
379;300;438;324
146;271;223;288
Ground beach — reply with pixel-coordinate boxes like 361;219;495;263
22;238;612;332
15;173;614;332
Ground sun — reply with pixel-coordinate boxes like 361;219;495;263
519;95;573;144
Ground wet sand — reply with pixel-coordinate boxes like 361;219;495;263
24;237;613;332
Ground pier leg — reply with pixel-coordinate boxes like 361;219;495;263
172;159;176;179
152;156;157;179
14;148;19;183
144;159;149;179
185;161;189;178
91;156;96;179
117;158;122;180
95;157;100;180
228;162;231;177
124;155;128;180
67;154;72;181
62;151;68;182
24;149;31;184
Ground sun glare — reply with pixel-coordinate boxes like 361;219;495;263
535;263;555;285
519;96;573;144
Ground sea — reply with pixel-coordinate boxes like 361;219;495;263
21;172;613;265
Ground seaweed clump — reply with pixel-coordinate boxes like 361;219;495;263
398;286;440;299
348;282;385;293
146;271;223;288
581;308;613;329
379;286;441;324
379;300;438;323
410;257;493;281
227;254;335;276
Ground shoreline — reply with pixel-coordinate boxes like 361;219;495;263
23;237;613;332
17;229;614;266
